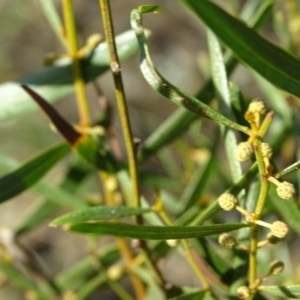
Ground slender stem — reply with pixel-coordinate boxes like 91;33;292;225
181;239;210;290
253;139;270;216
249;225;258;287
158;205;210;290
98;3;163;295
99;0;140;212
99;171;145;300
249;138;270;296
113;238;145;300
62;0;91;126
108;279;135;300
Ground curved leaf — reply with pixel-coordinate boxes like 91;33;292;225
130;8;251;135
0;143;69;203
51;206;153;227
181;0;300;98
138;1;273;162
0;30;147;121
67;222;248;240
260;285;300;298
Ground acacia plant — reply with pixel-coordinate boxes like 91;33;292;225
1;0;300;299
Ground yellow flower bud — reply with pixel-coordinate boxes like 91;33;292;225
261;142;273;158
218;233;236;248
236;142;253;162
271;221;288;238
218;193;237;211
276;181;296;200
248;98;267;115
237;286;250;299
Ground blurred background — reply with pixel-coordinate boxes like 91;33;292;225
0;0;299;299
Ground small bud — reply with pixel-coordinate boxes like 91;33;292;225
271;221;288;238
218;193;237;211
236;286;250;299
248;98;267;115
218;233;236;248
269;260;284;275
236;142;253;162
276;181;296;200
261;143;273;158
107;264;123;280
266;232;281;244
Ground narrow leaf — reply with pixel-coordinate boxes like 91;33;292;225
182;0;300;98
138;5;162;14
260;285;300;298
0;143;69;203
51;206;153;227
68;223;248;240
22;86;118;173
138;1;273;162
0;30;146;121
21;85;81;145
207;30;243;183
276;160;300;178
0;152;86;209
130;9;251;135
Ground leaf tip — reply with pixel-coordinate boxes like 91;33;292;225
138;5;162;14
20;84;81;146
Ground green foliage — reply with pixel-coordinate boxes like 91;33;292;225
1;1;300;299
68;223;248;239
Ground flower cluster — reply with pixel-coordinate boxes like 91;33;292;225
217;98;296;298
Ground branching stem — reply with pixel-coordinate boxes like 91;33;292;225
99;0;141;213
62;0;91;126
